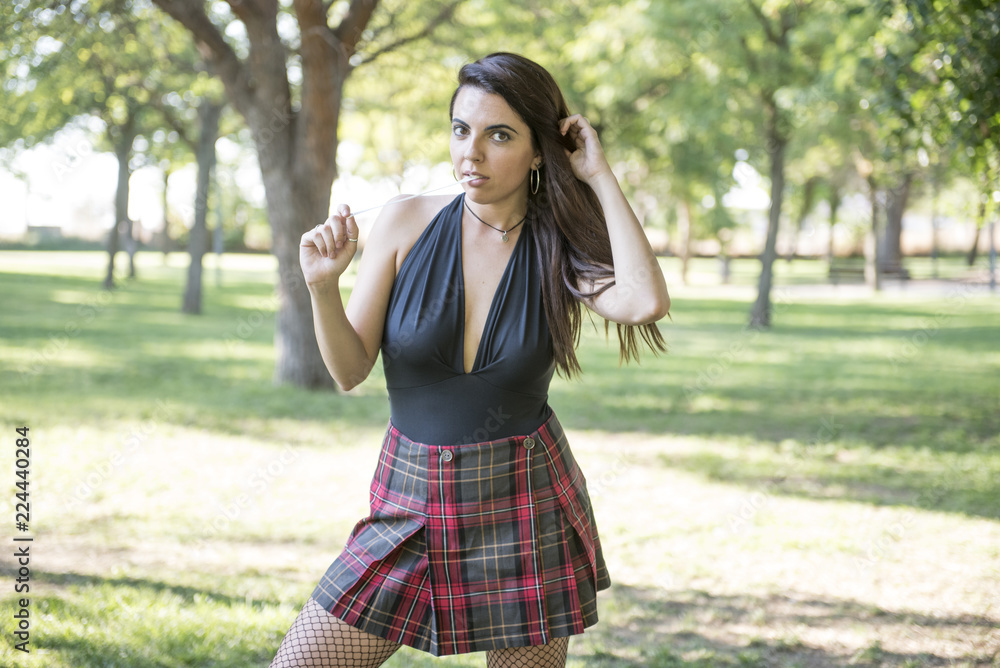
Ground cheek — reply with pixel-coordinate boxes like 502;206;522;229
498;150;534;177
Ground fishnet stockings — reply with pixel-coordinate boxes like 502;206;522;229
269;598;401;667
485;636;569;668
269;597;571;667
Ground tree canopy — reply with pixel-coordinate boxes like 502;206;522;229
4;0;997;380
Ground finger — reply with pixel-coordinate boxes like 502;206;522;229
312;220;332;257
332;214;354;249
559;115;580;135
328;204;355;249
346;214;360;243
561;114;593;134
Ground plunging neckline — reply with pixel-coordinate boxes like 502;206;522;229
457;196;526;375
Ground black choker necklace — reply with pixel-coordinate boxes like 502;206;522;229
464;200;527;243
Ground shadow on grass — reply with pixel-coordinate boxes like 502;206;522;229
0;567;284;667
553;299;999;454
581;584;996;667
654;447;999;520
4;267;999;519
0;269;392;435
1;568;995;667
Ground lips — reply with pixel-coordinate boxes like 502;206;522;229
463;171;488;186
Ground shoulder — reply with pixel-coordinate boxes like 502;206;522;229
366;193;458;273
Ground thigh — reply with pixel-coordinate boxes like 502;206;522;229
270;597;401;668
485;636;569;668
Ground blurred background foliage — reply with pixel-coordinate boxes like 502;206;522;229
1;0;998;374
2;0;996;255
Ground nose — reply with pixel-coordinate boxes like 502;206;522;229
462;135;484;163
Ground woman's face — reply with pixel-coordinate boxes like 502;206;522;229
450;86;540;206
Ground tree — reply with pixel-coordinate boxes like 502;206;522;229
2;0;164;287
1;0;230;295
735;0;851;327
140;16;232;314
559;1;740;284
151;0;462;388
178;99;224;313
901;0;1000;266
637;0;854;326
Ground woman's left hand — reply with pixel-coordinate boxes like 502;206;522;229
560;114;613;187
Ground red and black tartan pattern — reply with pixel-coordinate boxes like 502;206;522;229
310;413;611;657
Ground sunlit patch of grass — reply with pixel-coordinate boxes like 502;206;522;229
0;578;290;667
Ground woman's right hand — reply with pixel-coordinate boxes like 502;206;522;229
300;204;360;289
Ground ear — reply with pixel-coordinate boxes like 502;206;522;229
532;156;543;170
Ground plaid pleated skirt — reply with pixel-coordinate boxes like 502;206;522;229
310;412;611;656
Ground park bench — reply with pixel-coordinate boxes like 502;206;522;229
828;259;910;284
828;259;866;284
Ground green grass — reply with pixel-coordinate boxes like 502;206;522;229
1;250;998;667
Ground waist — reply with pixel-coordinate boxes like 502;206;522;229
387;376;551;446
386;408;563;452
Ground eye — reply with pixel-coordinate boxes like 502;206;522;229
490;130;510;142
452;124;469;137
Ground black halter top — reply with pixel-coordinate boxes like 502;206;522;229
381;195;555;445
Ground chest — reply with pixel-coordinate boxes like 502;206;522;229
461;230;521;374
381;199;552;385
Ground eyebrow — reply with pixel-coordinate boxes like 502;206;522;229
452;118;520;135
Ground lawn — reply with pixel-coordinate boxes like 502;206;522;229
1;250;998;667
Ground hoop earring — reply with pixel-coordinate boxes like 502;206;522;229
452;167;459;181
530;167;540;195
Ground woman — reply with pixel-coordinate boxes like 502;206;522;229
271;53;670;668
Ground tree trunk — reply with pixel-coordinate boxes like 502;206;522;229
104;116;137;290
989;221;996;292
161;166;172;260
126;217;138;279
749;110;787;329
267;163;336;388
930;175;940;278
826;185;840;266
967;198;986;266
182;99;223;315
865;176;882;291
882;172;912;274
787;176;818;262
214;170;224;287
677;198;692;285
150;0;462;388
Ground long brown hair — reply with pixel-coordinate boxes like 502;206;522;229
450;52;666;377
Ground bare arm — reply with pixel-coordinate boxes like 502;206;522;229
302;195;448;390
301;202;399;391
560;115;671;325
